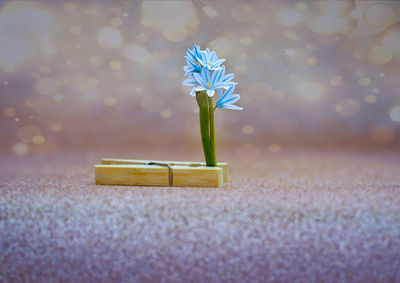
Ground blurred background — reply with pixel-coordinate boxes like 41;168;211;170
1;0;400;159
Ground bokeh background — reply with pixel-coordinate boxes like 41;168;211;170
1;0;400;158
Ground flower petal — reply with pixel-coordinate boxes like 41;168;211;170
204;68;211;83
214;58;225;66
183;76;199;86
217;88;223;99
214;68;223;83
207;89;215;97
194;72;206;86
222;94;240;104
225;84;235;96
224;104;243;110
223;73;234;82
211;69;217;84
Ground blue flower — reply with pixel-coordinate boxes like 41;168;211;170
183;45;225;77
182;74;198;87
186;44;202;66
183;60;201;76
184;45;202;76
216;84;243;110
191;66;235;97
196;48;225;71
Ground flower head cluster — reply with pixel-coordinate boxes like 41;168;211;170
183;45;242;110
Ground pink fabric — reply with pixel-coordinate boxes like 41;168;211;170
1;149;399;281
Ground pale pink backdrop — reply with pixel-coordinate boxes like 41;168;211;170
1;0;400;159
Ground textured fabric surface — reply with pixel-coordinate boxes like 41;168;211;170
1;149;400;282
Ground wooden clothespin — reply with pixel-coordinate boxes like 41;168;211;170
95;158;228;187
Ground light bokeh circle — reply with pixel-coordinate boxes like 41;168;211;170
363;3;397;28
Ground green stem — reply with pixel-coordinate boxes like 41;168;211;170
208;96;217;166
196;91;212;166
